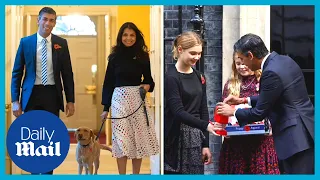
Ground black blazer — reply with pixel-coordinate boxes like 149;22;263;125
164;65;209;169
236;52;314;160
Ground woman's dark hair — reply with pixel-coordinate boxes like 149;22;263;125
111;22;149;59
233;33;269;59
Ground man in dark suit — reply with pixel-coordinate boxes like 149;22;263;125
217;33;314;174
11;7;75;174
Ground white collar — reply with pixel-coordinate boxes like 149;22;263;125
37;32;52;43
261;53;271;70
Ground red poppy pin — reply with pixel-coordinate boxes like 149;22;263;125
201;74;206;84
54;44;62;50
244;126;251;131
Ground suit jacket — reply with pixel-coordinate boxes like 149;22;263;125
236;51;314;160
11;33;75;111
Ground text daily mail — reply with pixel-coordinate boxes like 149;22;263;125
15;127;61;157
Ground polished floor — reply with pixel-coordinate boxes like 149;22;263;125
54;144;151;175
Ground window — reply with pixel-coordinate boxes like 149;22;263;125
52;15;97;36
270;5;314;104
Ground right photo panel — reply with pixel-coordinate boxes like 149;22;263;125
163;5;314;175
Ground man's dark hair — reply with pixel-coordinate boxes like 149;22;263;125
38;7;57;20
233;33;269;59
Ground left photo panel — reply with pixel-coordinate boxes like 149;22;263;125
5;5;163;175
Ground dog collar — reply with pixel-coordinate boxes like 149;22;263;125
79;142;93;154
80;142;91;148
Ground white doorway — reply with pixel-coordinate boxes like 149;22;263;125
149;5;163;175
59;36;98;130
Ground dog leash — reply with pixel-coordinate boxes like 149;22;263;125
96;121;105;141
104;102;144;120
142;100;149;126
96;87;149;140
95;102;143;141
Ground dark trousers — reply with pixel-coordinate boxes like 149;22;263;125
282;147;314;174
25;85;60;116
25;85;60;175
278;160;286;174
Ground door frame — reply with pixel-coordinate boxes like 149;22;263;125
9;8;111;175
25;13;111;132
11;5;162;174
6;5;24;175
149;5;163;175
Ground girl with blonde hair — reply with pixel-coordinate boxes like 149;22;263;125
164;31;223;174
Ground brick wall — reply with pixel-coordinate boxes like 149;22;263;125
164;5;223;174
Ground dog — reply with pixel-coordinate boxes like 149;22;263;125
74;126;112;175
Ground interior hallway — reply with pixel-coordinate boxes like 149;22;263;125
54;144;150;175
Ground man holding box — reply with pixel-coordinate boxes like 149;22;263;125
217;33;314;174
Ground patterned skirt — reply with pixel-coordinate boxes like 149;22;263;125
219;135;280;174
110;86;159;159
164;123;205;174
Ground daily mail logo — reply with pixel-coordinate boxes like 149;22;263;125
15;127;61;157
6;110;70;174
